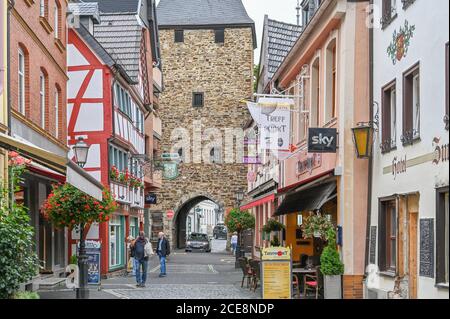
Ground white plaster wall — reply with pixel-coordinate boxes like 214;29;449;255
371;0;449;299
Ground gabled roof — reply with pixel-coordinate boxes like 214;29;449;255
266;18;302;79
157;0;256;48
93;13;143;84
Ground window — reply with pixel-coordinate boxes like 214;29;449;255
381;0;397;28
40;0;46;17
445;43;449;130
436;187;449;286
18;48;25;115
175;30;184;43
109;216;123;268
325;40;337;123
39;72;46;128
310;58;320;128
55;87;60;138
114;83;134;119
54;2;61;39
109;145;129;172
381;81;397;152
378;198;397;273
215;29;225;43
193;92;204;107
130;217;139;239
210;147;222;164
402;63;420;144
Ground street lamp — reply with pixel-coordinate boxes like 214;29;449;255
351;123;375;159
235;189;244;207
72;137;90;299
73;137;90;168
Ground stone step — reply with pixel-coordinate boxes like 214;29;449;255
35;277;67;290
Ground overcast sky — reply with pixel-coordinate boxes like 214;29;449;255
155;0;300;62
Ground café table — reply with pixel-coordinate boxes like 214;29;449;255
292;268;317;298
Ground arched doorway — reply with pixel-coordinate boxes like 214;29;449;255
173;195;223;249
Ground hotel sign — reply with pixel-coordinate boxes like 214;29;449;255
308;128;337;153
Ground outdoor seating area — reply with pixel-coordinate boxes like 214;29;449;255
238;254;324;299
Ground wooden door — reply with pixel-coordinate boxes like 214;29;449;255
408;212;418;299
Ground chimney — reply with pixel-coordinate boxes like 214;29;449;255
68;2;101;35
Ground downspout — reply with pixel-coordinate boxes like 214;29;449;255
364;0;375;279
7;1;13;136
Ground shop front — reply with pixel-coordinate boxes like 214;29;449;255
276;176;338;265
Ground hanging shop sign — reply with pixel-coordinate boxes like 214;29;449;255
247;97;293;152
163;162;179;180
308;128;337;153
145;193;157;205
261;246;292;299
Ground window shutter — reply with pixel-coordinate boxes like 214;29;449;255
403;74;413;136
382;87;392;146
383;0;392;19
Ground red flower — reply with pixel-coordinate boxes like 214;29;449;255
9;151;19;158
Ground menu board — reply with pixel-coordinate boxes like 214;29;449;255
262;262;292;299
419;219;434;278
369;226;377;265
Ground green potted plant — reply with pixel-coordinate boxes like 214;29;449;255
263;218;285;247
320;228;344;299
225;208;255;266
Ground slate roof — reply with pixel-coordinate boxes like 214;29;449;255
157;0;254;26
266;18;302;79
68;2;101;23
93;13;143;83
81;0;140;13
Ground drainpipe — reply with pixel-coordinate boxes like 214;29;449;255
364;0;375;278
6;0;13;137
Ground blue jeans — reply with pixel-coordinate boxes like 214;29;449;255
134;258;148;284
231;243;237;255
158;254;167;275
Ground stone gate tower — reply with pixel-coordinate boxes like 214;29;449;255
154;0;256;248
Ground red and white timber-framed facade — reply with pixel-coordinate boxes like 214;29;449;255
66;18;152;275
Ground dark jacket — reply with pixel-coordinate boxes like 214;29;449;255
156;237;170;257
134;237;147;261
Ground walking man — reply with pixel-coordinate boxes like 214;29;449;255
156;232;170;277
134;231;152;287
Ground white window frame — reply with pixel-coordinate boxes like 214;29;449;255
40;0;45;17
54;4;59;39
40;72;46;128
18;48;25;115
55;89;59;138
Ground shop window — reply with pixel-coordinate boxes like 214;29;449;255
402;63;420;145
436;187;449;286
381;80;397;153
310;58;320;128
174;30;184;43
378;198;397;273
109;216;124;268
215;29;225;43
192;92;204;107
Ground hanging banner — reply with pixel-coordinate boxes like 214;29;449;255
247;97;293;152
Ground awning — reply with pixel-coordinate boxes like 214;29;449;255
277;169;335;195
0;132;66;174
275;182;337;216
240;194;275;211
0;133;103;200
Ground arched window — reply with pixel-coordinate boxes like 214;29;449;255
18;47;26;115
210;147;222;164
325;39;337;123
55;85;61;138
40;0;48;18
54;1;61;39
39;69;48;129
310;57;320;128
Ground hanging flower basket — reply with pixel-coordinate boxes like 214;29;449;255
262;218;285;233
301;212;334;240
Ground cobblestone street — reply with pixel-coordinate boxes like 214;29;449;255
38;240;261;299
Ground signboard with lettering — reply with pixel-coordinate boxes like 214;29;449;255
145;193;157;205
261;247;292;299
419;219;434;278
79;241;101;285
369;226;377;265
308;128;337;153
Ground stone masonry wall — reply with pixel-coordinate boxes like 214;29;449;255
156;27;254;245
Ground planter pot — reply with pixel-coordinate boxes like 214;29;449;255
323;275;342;299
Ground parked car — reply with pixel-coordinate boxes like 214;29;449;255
185;233;211;252
213;224;228;239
